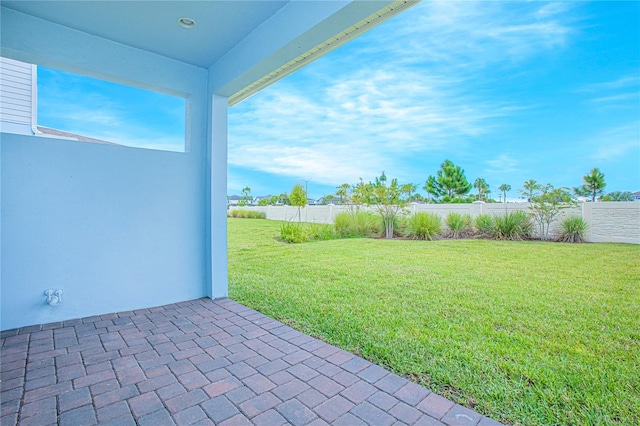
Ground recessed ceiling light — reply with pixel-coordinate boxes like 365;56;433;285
178;17;196;29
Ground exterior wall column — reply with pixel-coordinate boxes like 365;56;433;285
208;94;228;298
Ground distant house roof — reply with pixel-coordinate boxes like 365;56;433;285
227;195;242;200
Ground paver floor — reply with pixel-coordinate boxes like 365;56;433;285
1;298;502;425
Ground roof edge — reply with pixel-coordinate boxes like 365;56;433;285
228;0;418;107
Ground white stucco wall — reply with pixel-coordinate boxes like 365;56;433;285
231;202;640;244
584;202;640;243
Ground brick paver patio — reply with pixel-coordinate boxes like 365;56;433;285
1;298;502;425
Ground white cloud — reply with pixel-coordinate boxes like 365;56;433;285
484;154;521;175
588;93;638;104
579;74;640;110
587;122;640;162
578;75;640;93
228;69;519;185
228;1;580;188
348;1;576;71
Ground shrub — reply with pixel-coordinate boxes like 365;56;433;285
279;222;308;243
492;211;532;241
557;216;589;243
334;211;383;238
474;214;495;238
404;213;442;240
307;223;336;241
279;222;337;243
394;215;409;238
445;212;473;238
228;209;265;219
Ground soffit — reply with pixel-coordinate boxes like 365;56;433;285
1;0;288;69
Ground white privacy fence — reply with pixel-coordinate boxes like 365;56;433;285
229;202;640;244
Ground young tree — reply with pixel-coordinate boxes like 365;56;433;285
289;184;307;222
520;179;542;202
424;160;472;202
355;175;411;239
351;179;366;208
498;184;511;203
473;178;490;201
529;184;575;240
239;186;252;206
574;168;606;202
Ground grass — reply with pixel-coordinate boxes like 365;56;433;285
228;219;640;425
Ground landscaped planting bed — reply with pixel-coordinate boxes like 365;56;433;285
228;218;639;425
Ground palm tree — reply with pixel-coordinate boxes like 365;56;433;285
336;183;351;204
574;168;606;202
522;179;541;202
498;184;511;203
601;191;632;201
402;183;418;201
473;178;490;201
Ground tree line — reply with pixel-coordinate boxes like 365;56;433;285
233;160;632;208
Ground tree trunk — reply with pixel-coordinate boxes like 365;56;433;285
385;219;393;239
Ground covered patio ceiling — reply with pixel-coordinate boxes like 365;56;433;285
1;0;415;105
2;0;290;68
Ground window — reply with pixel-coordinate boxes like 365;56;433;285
36;64;186;152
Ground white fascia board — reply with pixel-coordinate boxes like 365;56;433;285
210;0;417;106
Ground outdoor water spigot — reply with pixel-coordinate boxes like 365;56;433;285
44;289;63;306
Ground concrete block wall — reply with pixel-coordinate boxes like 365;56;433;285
230;202;640;244
583;202;640;243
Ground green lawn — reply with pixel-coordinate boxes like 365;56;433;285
227;218;640;425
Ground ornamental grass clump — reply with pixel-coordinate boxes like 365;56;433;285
334;211;382;238
279;222;308;243
557;216;589;243
228;209;266;219
405;212;442;240
307;223;336;241
394;215;409;237
492;211;532;241
280;222;336;243
474;214;495;238
445;212;473;238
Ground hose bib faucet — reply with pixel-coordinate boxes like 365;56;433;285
44;289;63;306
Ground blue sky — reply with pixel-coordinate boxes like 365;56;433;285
37;67;185;152
227;0;639;200
36;1;639;201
